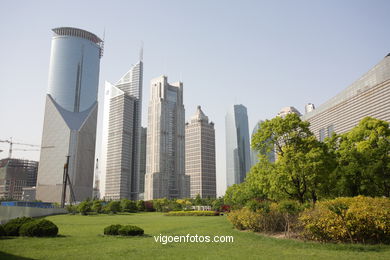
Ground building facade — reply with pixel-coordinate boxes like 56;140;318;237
225;104;251;188
138;127;147;198
100;61;143;200
144;76;189;200
0;158;38;200
185;106;216;198
36;27;103;203
302;54;390;141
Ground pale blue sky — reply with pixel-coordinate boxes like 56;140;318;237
1;0;389;196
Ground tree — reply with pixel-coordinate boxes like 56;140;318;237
251;113;335;203
106;200;121;214
334;117;390;197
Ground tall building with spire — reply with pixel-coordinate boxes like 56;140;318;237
36;27;103;202
185;106;216;198
100;56;143;200
144;76;189;200
225;104;251;188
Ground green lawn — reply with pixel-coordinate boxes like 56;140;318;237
0;213;389;259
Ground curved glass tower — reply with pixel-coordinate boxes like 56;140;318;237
36;27;103;203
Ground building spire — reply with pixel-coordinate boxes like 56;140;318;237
139;41;144;61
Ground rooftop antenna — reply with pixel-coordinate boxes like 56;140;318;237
139;41;144;62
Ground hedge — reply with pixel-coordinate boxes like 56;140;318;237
104;224;123;235
118;225;144;236
165;211;219;216
3;217;34;236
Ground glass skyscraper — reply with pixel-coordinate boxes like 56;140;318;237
225;104;251;188
36;27;103;202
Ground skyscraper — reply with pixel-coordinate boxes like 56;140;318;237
138;127;147;198
144;76;189;200
185;106;216;198
225;104;251;188
36;27;103;202
100;60;143;200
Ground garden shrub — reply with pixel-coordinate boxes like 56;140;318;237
120;199;137;213
3;217;34;236
106;201;121;214
118;225;144;236
77;200;92;215
299;196;390;244
19;219;58;237
165;211;219;216
136;200;146;211
104;224;123;235
66;204;77;214
92;200;103;213
227;204;288;233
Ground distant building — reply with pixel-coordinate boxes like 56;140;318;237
225;104;251;188
139;127;147;197
100;59;143;200
185;106;216;198
305;103;315;114
144;76;189;200
0;158;38;200
277;106;302;118
302;54;390;141
22;187;36;202
36;27;103;203
250;120;275;166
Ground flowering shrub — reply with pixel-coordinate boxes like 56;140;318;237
299;196;390;244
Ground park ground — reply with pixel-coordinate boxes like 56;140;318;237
0;213;389;259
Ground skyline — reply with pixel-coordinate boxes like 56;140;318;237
1;1;390;196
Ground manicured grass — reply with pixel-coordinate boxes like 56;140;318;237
0;213;389;259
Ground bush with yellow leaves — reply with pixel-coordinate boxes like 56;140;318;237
299;196;390;244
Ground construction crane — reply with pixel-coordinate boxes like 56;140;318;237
0;137;40;158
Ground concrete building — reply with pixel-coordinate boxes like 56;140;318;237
225;104;251;188
138;127;147;198
302;54;390;141
0;158;38;200
185;106;216;198
36;27;103;203
100;60;143;200
144;76;189;200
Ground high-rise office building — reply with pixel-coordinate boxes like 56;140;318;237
277;106;302;118
302;54;390;141
144;76;189;200
100;60;143;200
36;27;103;203
138;127;147;198
225;104;251;188
185;106;216;198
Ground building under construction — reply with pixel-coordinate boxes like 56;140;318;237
0;158;38;200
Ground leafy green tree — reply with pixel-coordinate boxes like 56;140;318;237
251;113;335;203
224;183;253;209
334;117;390;197
194;194;203;206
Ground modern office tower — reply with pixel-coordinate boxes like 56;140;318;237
250;120;276;167
0;158;39;200
36;27;103;203
302;54;390;141
305;103;315;114
225;104;251;188
144;76;189;200
138;127;147;198
277;106;302;118
100;60;143;200
185;106;216;198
